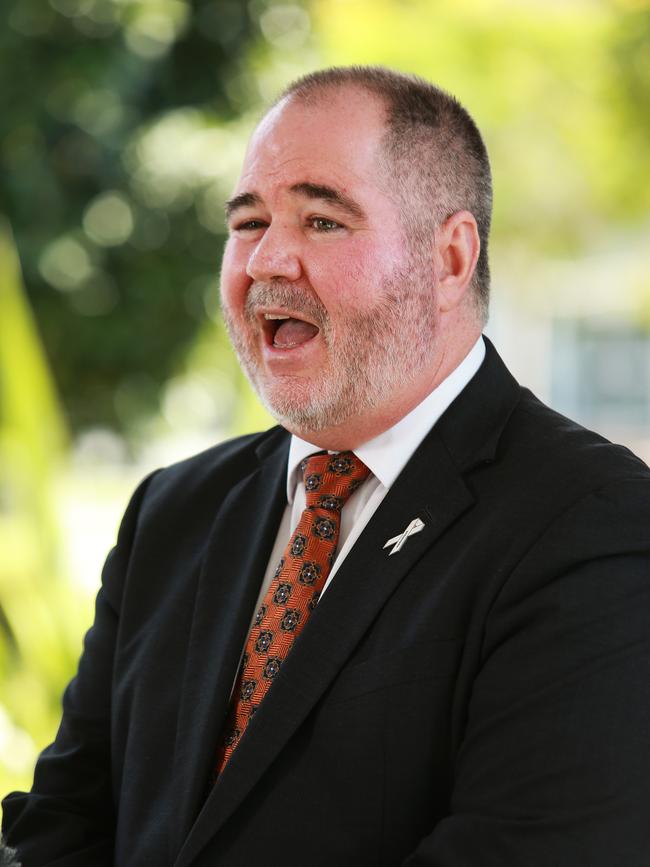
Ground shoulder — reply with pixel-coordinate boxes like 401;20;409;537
484;388;650;573
149;423;287;496
504;387;649;495
124;425;289;529
486;394;650;639
450;367;650;564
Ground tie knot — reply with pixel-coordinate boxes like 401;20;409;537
301;451;370;510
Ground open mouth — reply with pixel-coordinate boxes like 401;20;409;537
262;312;320;349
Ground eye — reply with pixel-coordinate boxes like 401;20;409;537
308;216;343;232
232;219;267;232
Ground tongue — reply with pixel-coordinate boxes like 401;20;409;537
274;318;319;348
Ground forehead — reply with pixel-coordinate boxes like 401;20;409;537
236;88;389;197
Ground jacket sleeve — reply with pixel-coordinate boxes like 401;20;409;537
402;477;650;867
1;471;159;867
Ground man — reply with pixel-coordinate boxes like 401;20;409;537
3;66;650;866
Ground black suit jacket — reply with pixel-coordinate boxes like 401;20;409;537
4;339;650;866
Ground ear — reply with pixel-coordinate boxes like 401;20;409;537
435;210;480;313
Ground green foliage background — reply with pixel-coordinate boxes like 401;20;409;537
1;0;649;796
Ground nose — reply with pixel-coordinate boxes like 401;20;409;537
245;222;302;283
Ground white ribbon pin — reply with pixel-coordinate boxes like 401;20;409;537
383;517;425;555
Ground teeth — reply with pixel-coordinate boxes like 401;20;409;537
264;313;291;320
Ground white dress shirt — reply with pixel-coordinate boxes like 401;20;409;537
247;336;486;624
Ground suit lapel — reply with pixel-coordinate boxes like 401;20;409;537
171;431;290;855
173;338;522;867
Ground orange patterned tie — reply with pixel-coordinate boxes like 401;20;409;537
214;451;370;774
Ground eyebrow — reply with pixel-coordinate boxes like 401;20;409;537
224;182;367;222
289;182;367;221
225;191;263;219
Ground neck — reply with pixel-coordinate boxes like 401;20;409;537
285;329;482;451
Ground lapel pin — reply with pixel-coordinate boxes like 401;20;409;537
383;517;425;555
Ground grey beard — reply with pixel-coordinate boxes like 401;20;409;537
221;270;437;433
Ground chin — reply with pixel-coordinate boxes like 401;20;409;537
260;384;352;434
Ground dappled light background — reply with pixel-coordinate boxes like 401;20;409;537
1;0;649;794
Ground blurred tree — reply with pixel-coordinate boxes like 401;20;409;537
0;0;262;438
0;0;301;795
1;0;648;801
0;221;78;792
2;0;649;445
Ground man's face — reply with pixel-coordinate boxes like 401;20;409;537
220;87;440;442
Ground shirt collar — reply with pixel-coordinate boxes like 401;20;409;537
286;335;486;503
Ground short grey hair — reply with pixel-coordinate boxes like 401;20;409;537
278;66;493;321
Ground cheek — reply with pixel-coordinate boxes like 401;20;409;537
220;240;250;315
306;239;396;310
